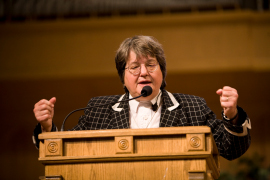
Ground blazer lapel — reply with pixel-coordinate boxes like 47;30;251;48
105;93;130;129
160;90;186;127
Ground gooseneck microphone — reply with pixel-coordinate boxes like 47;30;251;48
60;86;153;131
140;85;152;97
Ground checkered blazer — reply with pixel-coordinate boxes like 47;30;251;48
70;89;251;160
33;89;251;160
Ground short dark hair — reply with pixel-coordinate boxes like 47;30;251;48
115;35;167;92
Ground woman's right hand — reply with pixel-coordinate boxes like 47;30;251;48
33;97;56;132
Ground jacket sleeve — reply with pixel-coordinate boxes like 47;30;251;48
202;101;251;160
32;122;58;149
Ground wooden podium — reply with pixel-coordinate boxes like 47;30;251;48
38;126;220;180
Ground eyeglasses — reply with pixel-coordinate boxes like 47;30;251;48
125;61;159;75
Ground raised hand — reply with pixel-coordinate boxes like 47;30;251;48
216;86;238;121
33;97;56;132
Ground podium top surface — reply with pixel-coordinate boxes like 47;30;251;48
39;126;211;140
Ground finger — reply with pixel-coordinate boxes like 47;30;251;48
216;89;223;95
220;95;237;102
222;86;232;90
35;99;55;108
34;108;53;118
217;86;236;95
36;113;52;122
220;97;238;113
35;109;52;117
34;103;53;114
34;98;54;110
220;96;229;102
33;106;53;123
221;92;238;101
222;86;237;93
49;97;56;106
220;87;238;98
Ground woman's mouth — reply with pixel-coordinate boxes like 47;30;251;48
138;81;152;86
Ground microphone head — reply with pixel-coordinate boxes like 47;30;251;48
141;86;153;97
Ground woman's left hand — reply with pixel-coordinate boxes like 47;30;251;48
216;86;238;119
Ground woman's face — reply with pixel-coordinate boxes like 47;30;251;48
124;50;163;101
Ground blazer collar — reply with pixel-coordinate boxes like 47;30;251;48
109;90;181;129
112;94;126;112
161;89;180;111
112;89;179;112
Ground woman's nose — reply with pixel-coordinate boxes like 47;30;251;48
140;65;149;76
